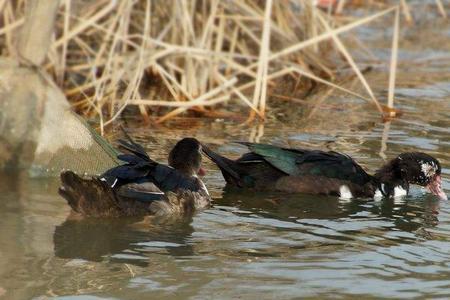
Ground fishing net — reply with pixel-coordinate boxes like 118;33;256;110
0;58;120;177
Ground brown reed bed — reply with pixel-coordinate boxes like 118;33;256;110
0;0;445;130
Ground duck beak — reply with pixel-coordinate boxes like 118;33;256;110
427;175;448;200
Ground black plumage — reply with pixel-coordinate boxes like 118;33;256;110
203;142;447;200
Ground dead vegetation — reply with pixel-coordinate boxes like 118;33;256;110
0;0;446;129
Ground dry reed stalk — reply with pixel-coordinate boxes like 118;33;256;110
0;1;402;127
266;6;395;63
387;6;399;114
215;71;263;118
135;0;151;122
0;0;6;12
290;66;371;102
336;0;347;14
2;1;13;53
0;17;23;36
52;0;117;49
130;67;294;112
156;76;239;123
249;0;272;121
308;1;319;53
57;0;71;86
316;11;383;114
435;0;447;18
399;0;413;24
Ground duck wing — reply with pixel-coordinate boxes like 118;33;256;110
116;182;165;202
240;142;372;186
238;142;301;175
101;154;201;194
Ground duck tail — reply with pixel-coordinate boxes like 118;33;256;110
201;145;241;184
59;171;120;217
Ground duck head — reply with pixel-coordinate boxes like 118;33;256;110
375;152;447;200
168;138;205;177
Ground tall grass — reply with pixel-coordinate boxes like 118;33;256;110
1;0;443;128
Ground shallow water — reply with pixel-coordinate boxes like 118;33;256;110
1;7;450;300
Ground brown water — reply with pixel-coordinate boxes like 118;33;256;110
1;8;450;300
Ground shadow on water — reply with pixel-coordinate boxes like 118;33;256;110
53;215;196;267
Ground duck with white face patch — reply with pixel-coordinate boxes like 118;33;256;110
375;152;447;200
202;143;448;201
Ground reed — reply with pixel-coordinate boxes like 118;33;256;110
387;6;399;115
1;0;434;128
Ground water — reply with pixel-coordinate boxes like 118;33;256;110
1;8;450;300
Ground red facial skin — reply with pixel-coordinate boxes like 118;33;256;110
427;175;448;200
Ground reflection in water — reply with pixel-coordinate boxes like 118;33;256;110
248;123;265;143
54;216;195;266
219;188;440;238
379;120;391;160
0;172;68;300
219;188;349;220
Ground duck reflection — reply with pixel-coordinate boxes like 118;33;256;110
218;188;440;236
53;215;195;267
218;187;366;220
370;195;440;233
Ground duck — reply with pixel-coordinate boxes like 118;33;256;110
202;142;447;200
59;137;210;217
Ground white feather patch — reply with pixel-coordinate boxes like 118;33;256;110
199;180;209;196
339;185;353;200
393;186;407;197
420;162;436;178
373;188;383;201
110;178;118;188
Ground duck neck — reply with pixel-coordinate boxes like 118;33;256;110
169;159;195;177
373;158;409;197
177;166;196;177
